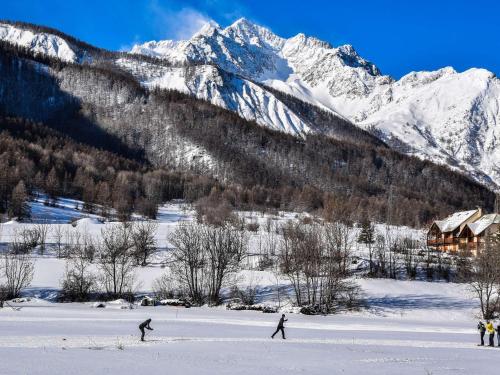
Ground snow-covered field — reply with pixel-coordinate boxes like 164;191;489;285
0;198;494;374
0;284;491;375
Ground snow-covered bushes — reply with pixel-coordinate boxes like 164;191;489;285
159;298;191;307
226;301;277;313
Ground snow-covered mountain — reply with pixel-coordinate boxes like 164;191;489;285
1;19;500;189
131;18;500;188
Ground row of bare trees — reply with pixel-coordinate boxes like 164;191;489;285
59;221;158;301
163;219;362;312
358;223;454;281
0;221;159;303
6;221;158;263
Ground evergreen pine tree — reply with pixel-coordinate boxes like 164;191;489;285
358;219;376;275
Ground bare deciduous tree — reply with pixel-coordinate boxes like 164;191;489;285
169;222;247;305
60;246;96;301
131;221;158;266
33;221;49;255
0;284;7;308
11;228;39;254
374;234;387;276
279;221;359;313
400;237;421;280
97;223;136;298
170;222;207;305
52;224;65;258
455;247;473;282
357;219;375;275
152;273;177;300
203;224;247;305
0;252;35;299
468;236;500;320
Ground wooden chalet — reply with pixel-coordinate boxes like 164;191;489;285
457;214;500;255
426;208;482;252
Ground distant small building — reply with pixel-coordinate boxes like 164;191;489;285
426;208;482;253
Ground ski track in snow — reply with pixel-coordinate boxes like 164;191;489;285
0;315;476;335
0;335;486;350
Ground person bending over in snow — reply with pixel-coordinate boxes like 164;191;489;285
478;321;486;346
271;314;288;339
139;318;153;341
486;320;495;347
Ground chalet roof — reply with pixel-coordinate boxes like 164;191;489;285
434;209;479;233
466;214;500;236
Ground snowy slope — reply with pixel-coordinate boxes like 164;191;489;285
358;68;500;186
0;23;77;62
132;18;500;188
115;58;312;134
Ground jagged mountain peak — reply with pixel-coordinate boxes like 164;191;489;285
192;20;222;38
287;32;332;50
223;18;284;50
334;44;381;76
131;18;385;88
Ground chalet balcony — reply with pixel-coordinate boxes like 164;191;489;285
427;237;457;246
427;238;441;246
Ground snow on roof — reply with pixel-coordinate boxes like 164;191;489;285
435;209;478;233
466;214;500;236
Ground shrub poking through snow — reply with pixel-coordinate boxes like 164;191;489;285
226;301;278;313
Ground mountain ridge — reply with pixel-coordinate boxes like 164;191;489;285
130;18;500;190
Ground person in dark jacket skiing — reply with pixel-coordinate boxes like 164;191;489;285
271;314;288;339
496;323;500;347
478;321;486;346
139;318;153;341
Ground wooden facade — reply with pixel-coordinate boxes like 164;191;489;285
426;208;483;253
456;214;500;255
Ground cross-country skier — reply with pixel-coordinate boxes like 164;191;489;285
496;323;500;347
271;314;288;339
486;320;495;347
478;321;486;346
139;318;153;341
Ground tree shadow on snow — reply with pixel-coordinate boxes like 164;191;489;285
365;294;476;315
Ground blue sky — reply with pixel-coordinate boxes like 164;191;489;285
2;0;499;78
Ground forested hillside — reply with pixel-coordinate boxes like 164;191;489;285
0;31;495;227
